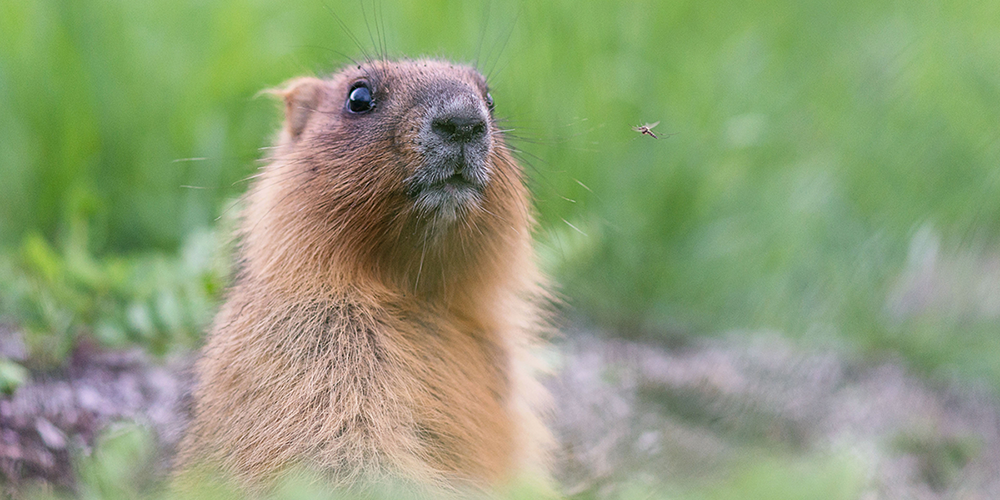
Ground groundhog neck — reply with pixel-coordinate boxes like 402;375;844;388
238;189;533;315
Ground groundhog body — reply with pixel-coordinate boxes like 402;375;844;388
176;59;551;493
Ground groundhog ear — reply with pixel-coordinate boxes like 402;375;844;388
268;77;326;140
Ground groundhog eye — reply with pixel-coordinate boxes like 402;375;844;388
485;92;494;111
347;84;374;113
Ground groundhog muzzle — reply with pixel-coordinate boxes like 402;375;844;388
175;59;553;494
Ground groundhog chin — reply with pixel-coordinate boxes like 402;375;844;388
412;173;485;224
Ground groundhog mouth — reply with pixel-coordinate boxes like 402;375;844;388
435;172;479;192
409;166;486;222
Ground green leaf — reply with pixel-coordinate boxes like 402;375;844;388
0;358;28;394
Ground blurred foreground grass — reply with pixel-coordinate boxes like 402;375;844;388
23;422;867;500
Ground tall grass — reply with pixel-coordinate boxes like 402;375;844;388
2;0;1000;383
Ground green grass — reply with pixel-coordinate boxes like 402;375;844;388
2;0;1000;440
523;0;1000;383
23;421;864;500
0;221;226;370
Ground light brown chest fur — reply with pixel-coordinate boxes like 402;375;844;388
184;287;528;483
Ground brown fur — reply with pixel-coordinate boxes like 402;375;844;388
175;59;552;494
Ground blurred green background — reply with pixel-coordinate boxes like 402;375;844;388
2;0;1000;497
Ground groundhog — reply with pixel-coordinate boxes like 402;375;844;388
175;58;553;495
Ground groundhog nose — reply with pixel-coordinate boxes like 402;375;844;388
430;113;487;145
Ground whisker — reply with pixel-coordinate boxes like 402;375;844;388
560;217;587;236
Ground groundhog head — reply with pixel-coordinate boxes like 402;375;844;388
249;59;529;293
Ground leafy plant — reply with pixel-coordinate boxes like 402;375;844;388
0;216;227;367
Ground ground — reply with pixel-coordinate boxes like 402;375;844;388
1;323;998;499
